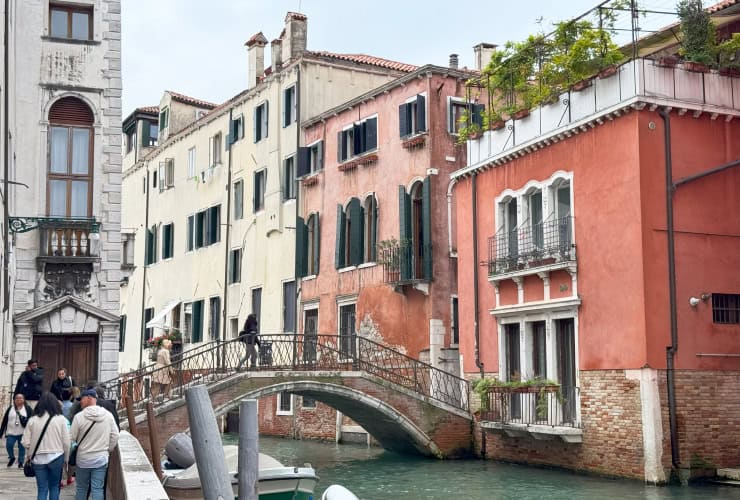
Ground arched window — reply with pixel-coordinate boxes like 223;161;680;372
48;97;94;217
398;177;432;281
363;194;377;262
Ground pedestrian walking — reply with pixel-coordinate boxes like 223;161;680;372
92;386;119;430
151;338;174;401
50;369;74;402
70;389;118;500
22;392;70;500
236;313;260;371
61;388;76;421
14;359;44;408
0;393;32;468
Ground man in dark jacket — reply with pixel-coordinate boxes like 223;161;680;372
49;367;74;401
13;359;44;406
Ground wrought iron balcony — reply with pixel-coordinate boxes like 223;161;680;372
487;216;575;276
8;217;100;259
378;240;432;285
481;385;581;429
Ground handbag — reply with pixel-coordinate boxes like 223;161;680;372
69;420;96;466
23;415;53;477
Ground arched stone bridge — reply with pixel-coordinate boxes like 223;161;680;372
108;335;472;459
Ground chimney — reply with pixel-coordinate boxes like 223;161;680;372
449;53;459;70
271;39;283;73
246;32;268;89
281;12;307;63
473;42;497;71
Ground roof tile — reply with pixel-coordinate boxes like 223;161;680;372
306;51;416;73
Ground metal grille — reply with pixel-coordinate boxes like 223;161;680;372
102;334;470;415
712;293;740;324
481;386;581;428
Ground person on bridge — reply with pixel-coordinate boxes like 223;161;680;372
152;338;174;401
0;393;33;468
14;359;44;408
236;313;260;371
49;368;74;402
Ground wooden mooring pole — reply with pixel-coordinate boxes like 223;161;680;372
238;399;259;500
124;395;137;438
145;401;162;480
185;385;232;500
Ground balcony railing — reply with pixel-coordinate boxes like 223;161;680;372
378;240;432;284
38;218;99;258
481;385;581;429
487;216;574;276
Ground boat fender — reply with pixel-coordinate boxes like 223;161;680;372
321;484;360;500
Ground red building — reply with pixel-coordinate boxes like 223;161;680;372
453;58;740;482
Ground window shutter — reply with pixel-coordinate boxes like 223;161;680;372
187;215;194;251
337;131;343;163
196;211;205;248
448;97;454;133
371;200;378;261
416;95;426;133
262;101;269;139
296;147;311;178
335;204;346;269
253;108;259;143
158;163;165;192
166;159;174;187
472;104;485;128
225;127;232;150
49;97;94;126
422;176;433;280
348;197;364;266
192;301;203;343
365;117;377;151
283;89;290;127
398;186;411;280
352;123;362;156
313;213;320;275
399;103;408;138
317;140;324;170
295;216;308;278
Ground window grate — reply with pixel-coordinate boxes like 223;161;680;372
712;293;740;324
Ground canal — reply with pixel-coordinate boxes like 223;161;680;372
224;435;740;499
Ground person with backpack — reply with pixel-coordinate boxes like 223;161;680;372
14;359;44;408
236;313;260;371
50;368;74;402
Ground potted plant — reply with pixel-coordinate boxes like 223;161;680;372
718;33;740;76
677;0;717;73
376;238;403;281
657;54;680;68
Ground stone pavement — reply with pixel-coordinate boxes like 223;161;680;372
0;444;75;499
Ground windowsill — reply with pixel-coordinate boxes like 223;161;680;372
357;262;376;269
276;411;293;416
301;172;322;187
401;133;427;150
42;36;100;46
282;198;296;205
228;282;241;287
301;274;317;281
338;266;357;274
338;149;379;171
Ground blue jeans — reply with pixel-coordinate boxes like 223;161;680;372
75;464;108;500
32;454;64;500
5;434;24;463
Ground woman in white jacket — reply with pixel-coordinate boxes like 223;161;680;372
22;392;70;500
70;389;118;500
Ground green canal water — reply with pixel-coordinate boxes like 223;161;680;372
223;434;740;500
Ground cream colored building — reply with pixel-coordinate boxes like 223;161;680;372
119;12;414;370
0;0;122;398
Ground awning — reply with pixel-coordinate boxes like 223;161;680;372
145;299;181;330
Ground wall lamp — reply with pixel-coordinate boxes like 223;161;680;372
689;293;711;307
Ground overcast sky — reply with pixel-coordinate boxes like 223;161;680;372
121;0;606;117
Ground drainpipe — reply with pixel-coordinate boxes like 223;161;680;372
471;173;483;377
446;178;457;256
138;167;151;369
3;0;9;313
221;108;234;367
658;107;680;471
293;64;301;365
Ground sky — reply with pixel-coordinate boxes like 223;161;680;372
121;0;615;117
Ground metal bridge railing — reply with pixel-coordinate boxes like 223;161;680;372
103;334;470;414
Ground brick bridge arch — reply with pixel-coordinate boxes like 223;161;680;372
133;371;472;459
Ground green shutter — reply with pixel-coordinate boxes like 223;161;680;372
416;94;426;133
348;197;364;266
192;301;203;343
371;199;378;261
313;213;321;274
399;186;411;280
335;204;346;269
422;176;433;280
295;216;308;278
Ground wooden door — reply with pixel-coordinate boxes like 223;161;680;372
32;335;98;391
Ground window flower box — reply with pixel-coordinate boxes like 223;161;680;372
402;134;426;149
683;61;710;73
570;78;592;92
511;108;530;120
597;64;618;79
357;153;378;166
490;120;506;131
302;174;320;187
338;159;358;172
657;55;679;68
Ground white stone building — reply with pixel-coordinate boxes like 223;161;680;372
0;0;122;400
119;12;415;370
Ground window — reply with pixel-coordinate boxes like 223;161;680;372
186;215;194;251
334;198;367;269
528;190;544;250
254;102;269;142
144;308;154;342
399;94;426;138
283;86;296;127
296;213;320;278
125;126;136;155
206;205;221;245
193;205;221;248
398;178;432;281
251;288;262;320
152;170;158;190
448;98;484;134
303;308;319;363
337;116;377;162
302;397;316;409
121;233;135;268
142;176;147;194
144;121;158;147
531;321;547;379
233;180;244;220
158;159;174;192
145;225;157;265
712;294;740;324
297;141;324;178
191;300;204;343
50;4;92;40
188;147;196;179
283;281;296;333
209;133;222;166
283;156;296;200
209;296;221;341
230;318;240;339
183;303;192;341
228;115;244;146
162;223;174;260
253;170;266;212
48;97;93;217
363;195;377;262
277;390;293;415
229;248;242;284
339;303;356;359
451;297;459;345
159;107;169;132
119;315;126;352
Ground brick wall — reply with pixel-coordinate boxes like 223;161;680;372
659;370;740;470
476;370;647;479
